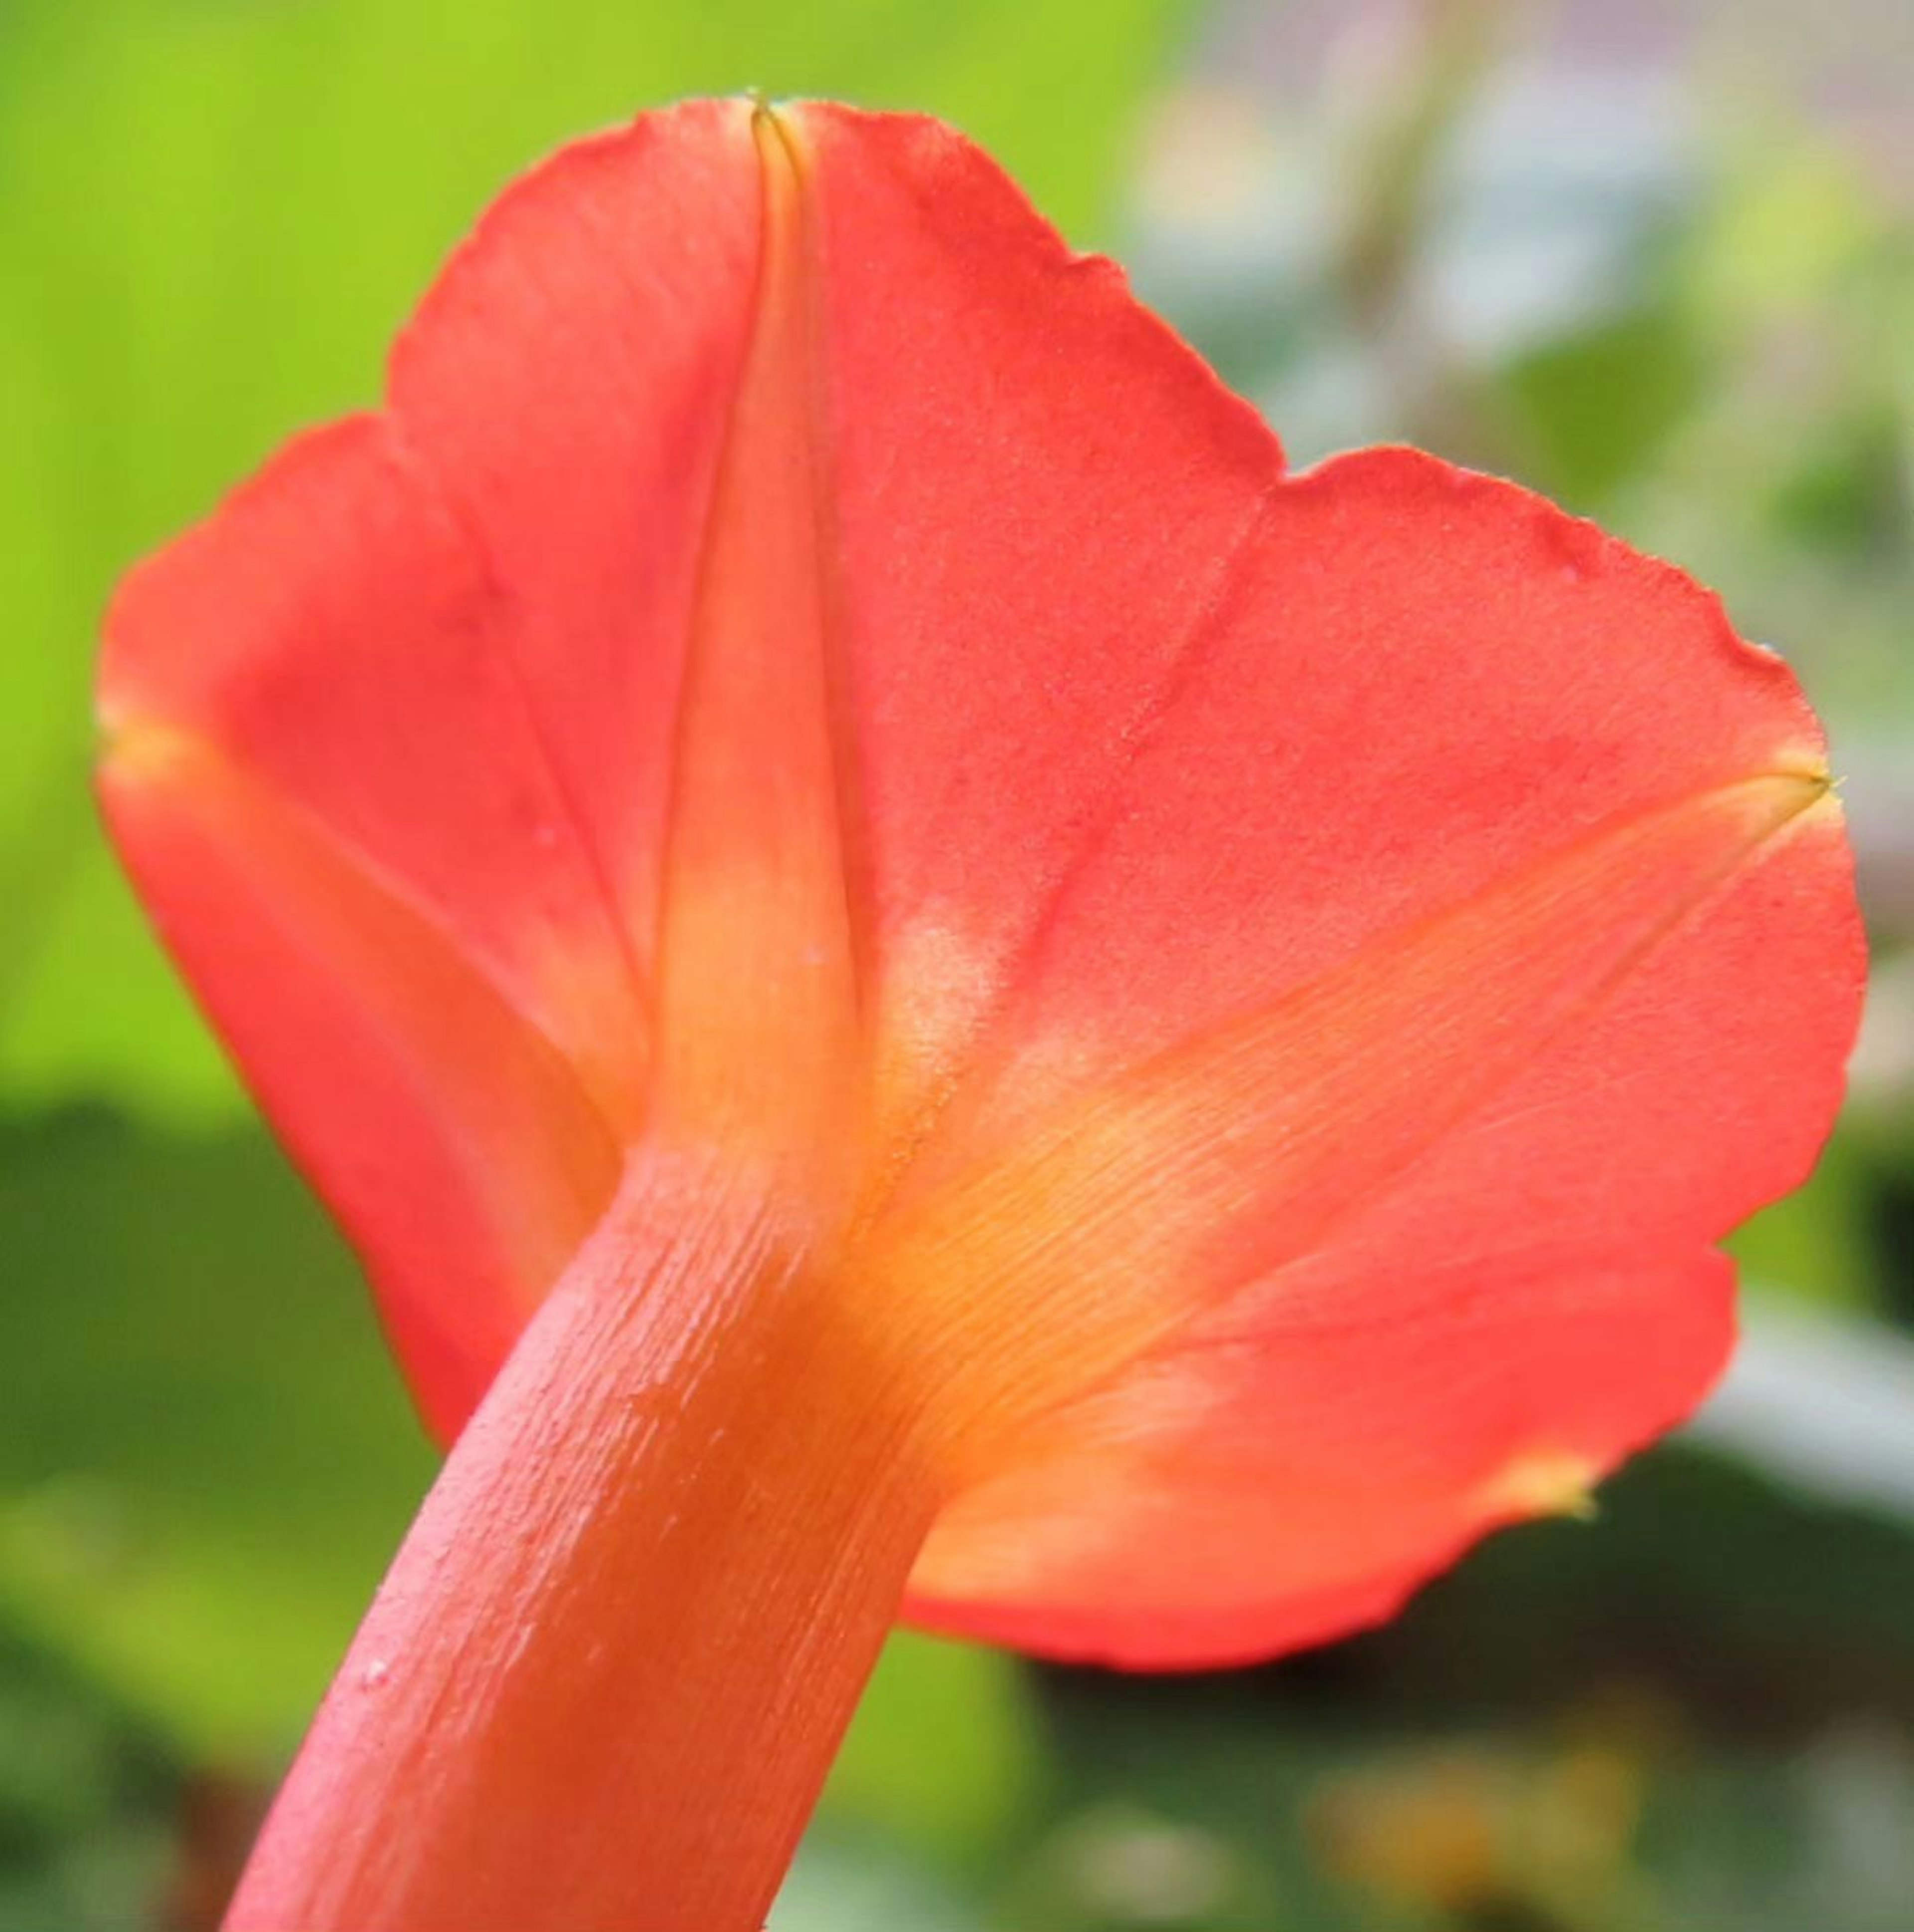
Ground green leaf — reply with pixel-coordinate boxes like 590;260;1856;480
0;0;1192;1118
774;1838;985;1932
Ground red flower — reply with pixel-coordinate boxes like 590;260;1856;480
97;98;1862;1932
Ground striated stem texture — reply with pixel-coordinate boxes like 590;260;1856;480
224;1155;938;1932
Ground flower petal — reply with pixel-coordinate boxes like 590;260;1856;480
386;98;763;1024
909;1248;1734;1667
788;104;1282;1143
99;687;618;1439
867;760;1849;1413
889;673;1860;1656
916;448;1849;1157
99;418;640;1433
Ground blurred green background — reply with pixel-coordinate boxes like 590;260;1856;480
3;0;1913;1926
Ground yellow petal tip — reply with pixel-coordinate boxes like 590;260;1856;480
1483;1449;1601;1523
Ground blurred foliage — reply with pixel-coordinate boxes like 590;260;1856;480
4;0;1914;1928
824;1632;1044;1866
0;1634;175;1932
0;1110;430;1758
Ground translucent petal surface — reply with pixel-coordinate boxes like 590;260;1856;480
99;100;1864;1663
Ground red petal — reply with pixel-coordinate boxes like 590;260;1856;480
913;449;1849;1154
791;104;1282;1142
386;99;763;1024
99;420;628;1433
882;458;1863;1656
101;415;653;1133
909;1248;1734;1666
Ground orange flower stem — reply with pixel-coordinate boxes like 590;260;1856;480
223;1153;940;1932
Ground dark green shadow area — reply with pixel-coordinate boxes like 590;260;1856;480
0;1107;434;1763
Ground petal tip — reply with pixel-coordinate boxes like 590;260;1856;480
95;713;197;796
1480;1449;1603;1524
